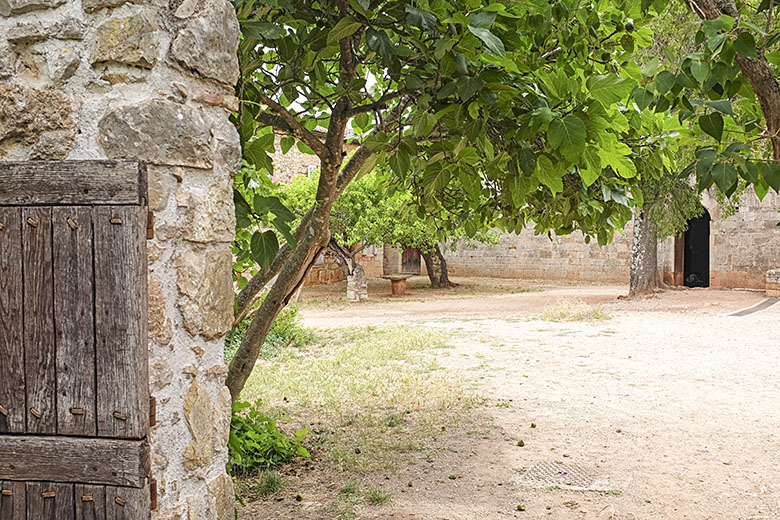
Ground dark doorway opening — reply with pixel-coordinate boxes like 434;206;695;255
683;209;710;287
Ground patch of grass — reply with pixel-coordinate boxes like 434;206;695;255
545;485;562;492
338;482;360;499
241;325;477;472
233;471;284;501
256;471;284;495
539;299;611;322
325;483;390;517
324;502;357;519
365;487;392;505
604;489;623;496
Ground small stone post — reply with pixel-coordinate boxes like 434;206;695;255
767;269;780;297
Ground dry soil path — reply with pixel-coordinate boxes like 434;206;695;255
256;281;780;519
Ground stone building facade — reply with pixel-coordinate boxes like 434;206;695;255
658;190;780;289
446;189;780;291
1;1;240;518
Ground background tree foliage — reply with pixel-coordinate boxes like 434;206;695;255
281;169;497;288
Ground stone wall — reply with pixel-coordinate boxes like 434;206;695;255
444;229;633;284
767;269;780;297
1;1;240;518
447;189;780;290
659;189;780;290
269;133;320;184
304;247;383;285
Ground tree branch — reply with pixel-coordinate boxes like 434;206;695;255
233;207;319;324
336;97;411;194
233;243;293;327
344;91;407;117
691;0;780;162
256;92;328;158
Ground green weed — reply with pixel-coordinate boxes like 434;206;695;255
227;399;309;476
365;487;392;505
224;303;315;363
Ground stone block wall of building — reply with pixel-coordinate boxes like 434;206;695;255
304;246;383;286
767;269;780;297
269;133;320;184
448;189;779;290
444;228;633;284
1;1;240;518
658;189;780;290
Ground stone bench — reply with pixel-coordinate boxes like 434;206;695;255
767;269;780;297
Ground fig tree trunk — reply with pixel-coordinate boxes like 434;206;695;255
629;208;660;296
421;243;456;289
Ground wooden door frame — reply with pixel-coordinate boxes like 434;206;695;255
671;234;685;286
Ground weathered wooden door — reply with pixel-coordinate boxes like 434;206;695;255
0;160;150;519
401;247;421;275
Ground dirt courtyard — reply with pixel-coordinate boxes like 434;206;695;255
246;277;780;519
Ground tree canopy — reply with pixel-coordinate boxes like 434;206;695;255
225;0;780;400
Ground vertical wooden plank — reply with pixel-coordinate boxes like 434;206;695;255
94;206;148;439
106;486;149;520
26;482;74;520
54;207;97;436
0;481;25;520
0;208;25;434
76;485;106;520
22;206;56;434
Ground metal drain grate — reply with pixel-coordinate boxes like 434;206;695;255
518;461;595;490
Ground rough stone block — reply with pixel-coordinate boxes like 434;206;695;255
98;99;213;168
767;269;780;297
147;166;172;212
49;46;80;86
192;88;239;112
212;118;242;175
6;22;48;44
199;249;234;339
207;474;234;520
0;0;65;16
91;12;159;69
169;0;239;85
0;43;16;79
175;248;234;339
182;379;213;470
149;278;173;346
53;17;88;40
0;83;75;159
183;181;235;243
81;0;132;13
211;387;231;453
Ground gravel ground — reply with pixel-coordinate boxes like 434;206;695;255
247;279;780;519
